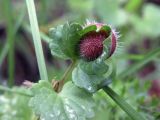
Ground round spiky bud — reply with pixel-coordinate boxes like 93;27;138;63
78;20;118;61
79;31;108;61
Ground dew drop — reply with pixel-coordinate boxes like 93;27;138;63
65;105;78;120
11;110;17;115
50;113;55;118
81;105;85;110
60;115;65;120
87;109;95;118
0;96;9;103
87;86;93;91
56;110;60;116
41;118;45;120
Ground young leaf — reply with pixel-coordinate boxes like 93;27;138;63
29;80;95;120
49;25;69;59
49;22;82;59
79;60;108;75
72;64;110;93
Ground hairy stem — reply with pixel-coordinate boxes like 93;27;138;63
61;60;77;82
52;60;77;92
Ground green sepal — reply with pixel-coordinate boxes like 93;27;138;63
98;25;111;36
79;25;97;36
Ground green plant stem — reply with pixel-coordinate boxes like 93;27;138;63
61;60;77;82
0;85;32;97
26;0;48;80
52;60;77;92
103;86;146;120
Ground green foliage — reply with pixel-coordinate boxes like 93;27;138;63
29;80;95;120
90;90;110;120
103;86;146;120
49;22;82;60
68;0;93;13
0;88;34;120
49;22;112;61
79;60;108;75
1;0;160;119
94;0;127;26
99;25;111;33
72;34;114;93
125;0;143;13
79;25;97;36
79;24;111;36
73;65;105;93
119;47;160;79
72;60;111;93
48;20;146;119
131;4;160;37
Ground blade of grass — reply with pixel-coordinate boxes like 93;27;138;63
0;44;9;67
103;86;146;120
0;7;26;67
119;48;160;79
2;0;15;87
40;0;47;23
25;0;48;80
116;54;144;61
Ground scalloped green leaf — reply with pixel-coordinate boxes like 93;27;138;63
72;64;110;93
49;22;82;59
29;80;95;120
